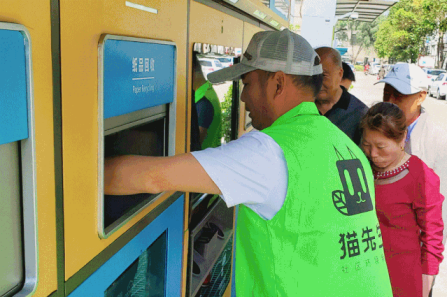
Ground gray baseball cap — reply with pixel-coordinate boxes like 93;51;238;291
207;29;323;84
375;63;429;95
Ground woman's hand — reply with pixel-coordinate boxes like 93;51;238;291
422;274;434;297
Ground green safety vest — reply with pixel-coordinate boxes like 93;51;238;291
195;81;222;149
235;102;392;297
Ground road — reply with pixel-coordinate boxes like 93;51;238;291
352;71;447;297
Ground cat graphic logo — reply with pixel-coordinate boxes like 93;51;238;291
332;146;373;216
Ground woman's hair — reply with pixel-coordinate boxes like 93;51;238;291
360;102;407;142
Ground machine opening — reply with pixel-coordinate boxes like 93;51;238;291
103;117;167;230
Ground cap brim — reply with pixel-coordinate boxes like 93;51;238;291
374;77;420;95
207;63;257;84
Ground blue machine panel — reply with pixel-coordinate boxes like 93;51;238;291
101;36;176;119
69;195;184;297
0;29;29;145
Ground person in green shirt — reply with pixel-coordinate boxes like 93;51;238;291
192;52;222;149
104;29;392;296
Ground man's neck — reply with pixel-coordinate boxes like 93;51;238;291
316;87;343;115
406;109;422;126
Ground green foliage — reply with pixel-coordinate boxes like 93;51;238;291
422;0;447;32
221;84;233;143
421;0;447;67
375;0;437;62
289;24;301;33
335;17;384;62
354;65;364;71
335;20;351;42
357;16;384;48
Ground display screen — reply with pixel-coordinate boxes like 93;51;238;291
105;232;167;297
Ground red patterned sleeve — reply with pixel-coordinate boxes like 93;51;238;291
414;159;445;275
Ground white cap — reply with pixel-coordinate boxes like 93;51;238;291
207;29;323;83
375;63;429;95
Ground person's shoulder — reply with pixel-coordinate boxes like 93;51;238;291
419;110;447;143
410;155;439;180
422;110;447;131
239;130;279;147
348;93;368;110
410;155;425;169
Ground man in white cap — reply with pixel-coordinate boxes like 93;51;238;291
104;30;392;296
376;63;447;295
376;63;447;228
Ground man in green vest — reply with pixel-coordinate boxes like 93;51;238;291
104;29;392;296
192;52;223;149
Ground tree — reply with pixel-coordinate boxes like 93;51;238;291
335;17;384;63
221;85;233;144
353;17;384;63
375;0;434;63
335;20;358;63
289;24;301;34
422;0;447;68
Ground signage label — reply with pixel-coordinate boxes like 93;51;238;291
101;36;176;119
0;29;29;145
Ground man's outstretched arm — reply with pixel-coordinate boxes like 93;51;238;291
104;153;221;195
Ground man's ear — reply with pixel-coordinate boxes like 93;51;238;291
274;71;286;97
416;91;427;106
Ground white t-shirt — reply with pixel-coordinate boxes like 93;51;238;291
191;131;288;220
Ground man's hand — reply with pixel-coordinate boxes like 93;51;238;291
104;154;222;195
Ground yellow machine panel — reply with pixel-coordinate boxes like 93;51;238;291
0;1;57;296
190;1;244;48
60;0;188;279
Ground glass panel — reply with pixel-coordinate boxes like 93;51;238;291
190;44;242;206
105;232;167;297
428;70;445;76
104;117;166;229
274;0;289;17
0;142;24;296
196;237;233;297
199;61;212;67
191;43;242;150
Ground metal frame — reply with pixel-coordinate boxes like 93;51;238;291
0;22;39;297
68;195;184;297
335;0;398;22
49;1;66;294
97;34;178;239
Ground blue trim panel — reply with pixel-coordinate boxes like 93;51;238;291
103;39;176;119
69;195;184;297
0;29;29;145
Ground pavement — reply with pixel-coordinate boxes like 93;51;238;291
351;71;447;297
